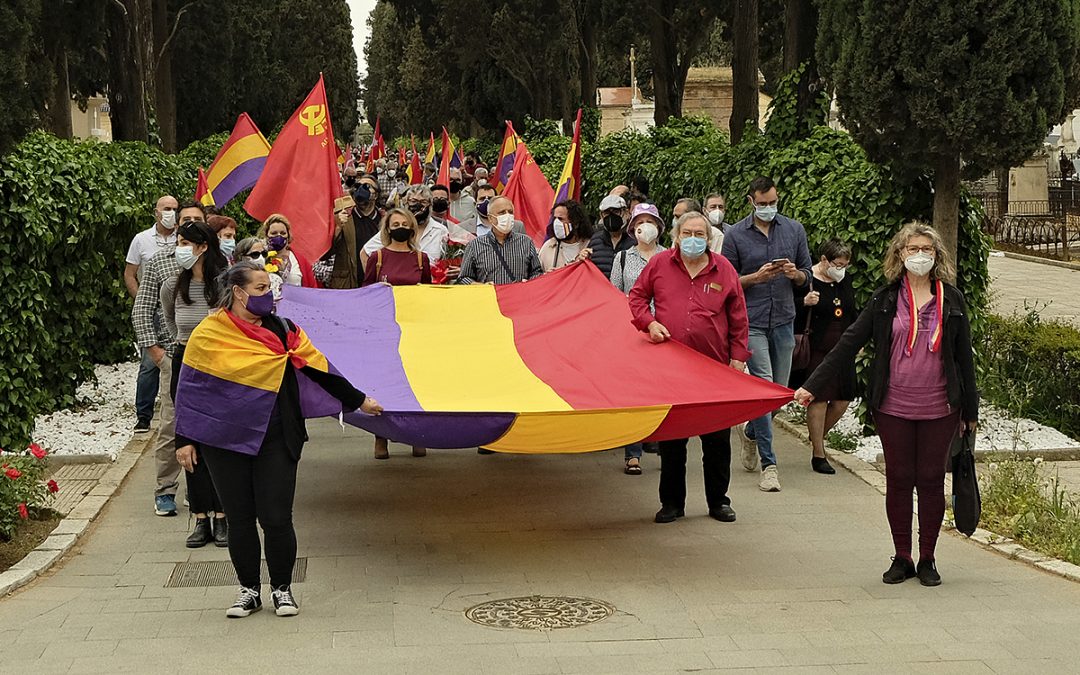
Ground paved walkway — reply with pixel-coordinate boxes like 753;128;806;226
3;422;1080;674
988;254;1080;325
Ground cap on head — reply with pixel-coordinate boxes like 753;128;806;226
599;194;627;213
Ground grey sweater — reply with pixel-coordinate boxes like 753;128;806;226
160;275;213;344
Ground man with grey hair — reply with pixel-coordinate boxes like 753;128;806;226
629;210;751;524
374;157;394;198
458;195;542;285
360;184;449;265
673;197;723;252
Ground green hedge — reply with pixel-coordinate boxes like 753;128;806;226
981;312;1080;439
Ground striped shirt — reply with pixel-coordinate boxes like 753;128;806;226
457;231;543;285
610;244;667;294
160;276;214;344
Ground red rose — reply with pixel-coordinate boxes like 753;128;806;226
5;467;21;480
29;443;46;459
18;503;28;519
47;479;59;493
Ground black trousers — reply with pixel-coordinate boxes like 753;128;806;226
202;435;299;589
658;428;732;510
169;343;224;516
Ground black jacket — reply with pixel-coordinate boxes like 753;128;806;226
588;229;635;279
803;280;979;422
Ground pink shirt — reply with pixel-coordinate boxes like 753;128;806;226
878;283;951;420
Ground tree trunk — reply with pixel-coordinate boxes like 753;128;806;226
933;152;962;268
106;0;149;142
577;7;597;108
783;0;820;131
44;40;72;139
649;0;681;125
152;0;176;152
730;0;759;144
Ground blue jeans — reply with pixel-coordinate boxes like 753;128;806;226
624;444;643;461
746;322;795;468
136;347;161;423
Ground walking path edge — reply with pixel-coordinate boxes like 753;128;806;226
774;414;1080;586
0;432;153;598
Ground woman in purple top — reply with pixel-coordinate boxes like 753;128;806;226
794;222;978;588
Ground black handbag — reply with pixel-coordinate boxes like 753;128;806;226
950;429;981;537
792;278;813;371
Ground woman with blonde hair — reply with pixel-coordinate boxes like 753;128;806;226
362;207;431;460
794;222;977;587
257;213;318;289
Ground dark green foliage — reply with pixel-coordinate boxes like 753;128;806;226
981;312;1080;439
0;0;43;155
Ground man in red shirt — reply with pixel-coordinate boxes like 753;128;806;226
629;211;752;524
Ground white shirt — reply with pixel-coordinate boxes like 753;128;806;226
362;218;449;261
126;225;176;266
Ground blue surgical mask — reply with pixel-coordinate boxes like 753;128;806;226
220;238;236;257
175;245;200;270
754;204;778;222
679;236;708;258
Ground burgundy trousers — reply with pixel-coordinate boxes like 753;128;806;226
873;409;960;561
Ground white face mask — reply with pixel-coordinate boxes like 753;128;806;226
387;169;397;178
904;252;935;277
494;213;515;234
707;209;724;226
160;210;177;230
552;218;570;240
825;265;846;282
175;245;200;270
635;222;658;244
251;255;266;268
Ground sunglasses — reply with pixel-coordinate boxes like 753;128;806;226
241;251;265;259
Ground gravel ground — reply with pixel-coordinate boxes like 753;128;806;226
32;362;140;461
783;400;1080;463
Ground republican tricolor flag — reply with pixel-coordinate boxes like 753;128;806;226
199;113;271;207
553;108;583;204
493;121;521;194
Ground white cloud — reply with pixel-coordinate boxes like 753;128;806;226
346;0;379;78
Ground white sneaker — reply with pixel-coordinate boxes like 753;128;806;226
739;424;759;472
759;465;781;492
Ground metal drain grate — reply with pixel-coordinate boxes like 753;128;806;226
465;595;614;630
164;558;308;588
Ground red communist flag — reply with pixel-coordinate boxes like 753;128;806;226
502;142;554;247
245;74;342;265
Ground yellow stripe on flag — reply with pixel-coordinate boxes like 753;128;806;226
183;312;286;392
206;135;271;187
487;407;671;453
391;285;571;412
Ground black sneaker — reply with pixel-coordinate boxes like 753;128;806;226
654;506;685;523
917;560;942;587
811;457;836;474
133;419;151;434
477;448;495;455
709;505;737;522
272;585;299;617
882;557;916;584
185;518;213;548
226;586;262;618
212;516;229;548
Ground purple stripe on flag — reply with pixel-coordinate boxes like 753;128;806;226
277;285;422;412
210;156;266;206
298;362;351;419
497;152;516;184
174;365;276;456
554;183;570;203
343;411;515;449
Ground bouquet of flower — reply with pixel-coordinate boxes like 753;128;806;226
431;238;470;285
0;443;59;541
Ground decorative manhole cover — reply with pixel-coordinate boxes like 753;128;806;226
464;595;614;630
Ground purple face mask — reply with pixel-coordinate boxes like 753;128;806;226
268;235;288;252
244;289;274;317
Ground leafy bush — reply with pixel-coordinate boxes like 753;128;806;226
0;443;57;541
981;457;1080;566
981;311;1080;439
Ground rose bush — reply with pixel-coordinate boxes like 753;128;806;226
0;443;58;541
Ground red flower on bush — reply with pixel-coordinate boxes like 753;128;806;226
29;443;46;459
5;467;21;480
18;503;28;519
47;479;59;493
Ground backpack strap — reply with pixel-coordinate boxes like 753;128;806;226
416;250;423;271
375;248;383;279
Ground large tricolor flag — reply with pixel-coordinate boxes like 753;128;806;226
493;121;521;193
553;108;583;204
502;141;554;247
199;113;271;207
271;263;791;453
245;74;342;265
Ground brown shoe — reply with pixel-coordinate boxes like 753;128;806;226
374;437;389;460
412;446;427;457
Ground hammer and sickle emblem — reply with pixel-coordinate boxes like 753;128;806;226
299;105;327;136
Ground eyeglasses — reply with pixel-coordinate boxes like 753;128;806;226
904;246;936;255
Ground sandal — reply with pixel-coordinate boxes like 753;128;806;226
624;459;642;475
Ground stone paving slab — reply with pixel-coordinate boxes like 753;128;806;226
989;253;1080;325
2;420;1080;673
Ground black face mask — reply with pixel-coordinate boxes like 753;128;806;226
603;213;624;232
408;203;430;223
354;184;372;203
449;180;464;193
344;176;356;188
432;198;449;213
389;227;412;242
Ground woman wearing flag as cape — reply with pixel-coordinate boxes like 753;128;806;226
174;261;383;618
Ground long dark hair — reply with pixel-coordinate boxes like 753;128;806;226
555;199;593;242
175;221;227;306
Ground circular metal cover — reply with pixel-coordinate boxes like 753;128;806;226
464;595;615;630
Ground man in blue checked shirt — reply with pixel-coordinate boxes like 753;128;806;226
721;176;812;493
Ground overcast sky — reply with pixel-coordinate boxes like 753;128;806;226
346;0;379;78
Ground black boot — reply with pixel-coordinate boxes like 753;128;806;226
186;517;213;548
811;456;836;474
212;516;229;548
917;559;942;587
882;556;916;584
